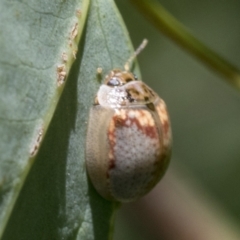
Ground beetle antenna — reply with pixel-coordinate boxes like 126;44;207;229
124;39;148;71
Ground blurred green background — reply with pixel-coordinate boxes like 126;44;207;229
114;0;240;239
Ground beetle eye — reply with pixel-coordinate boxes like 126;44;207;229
107;78;120;86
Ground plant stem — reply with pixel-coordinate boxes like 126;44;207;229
130;0;240;90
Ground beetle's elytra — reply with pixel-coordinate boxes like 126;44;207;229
86;40;172;202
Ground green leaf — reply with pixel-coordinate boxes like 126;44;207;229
0;0;139;239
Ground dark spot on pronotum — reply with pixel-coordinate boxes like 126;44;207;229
126;90;135;103
146;103;155;111
149;89;155;96
131;89;139;95
125;78;133;83
144;96;149;101
143;87;148;93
